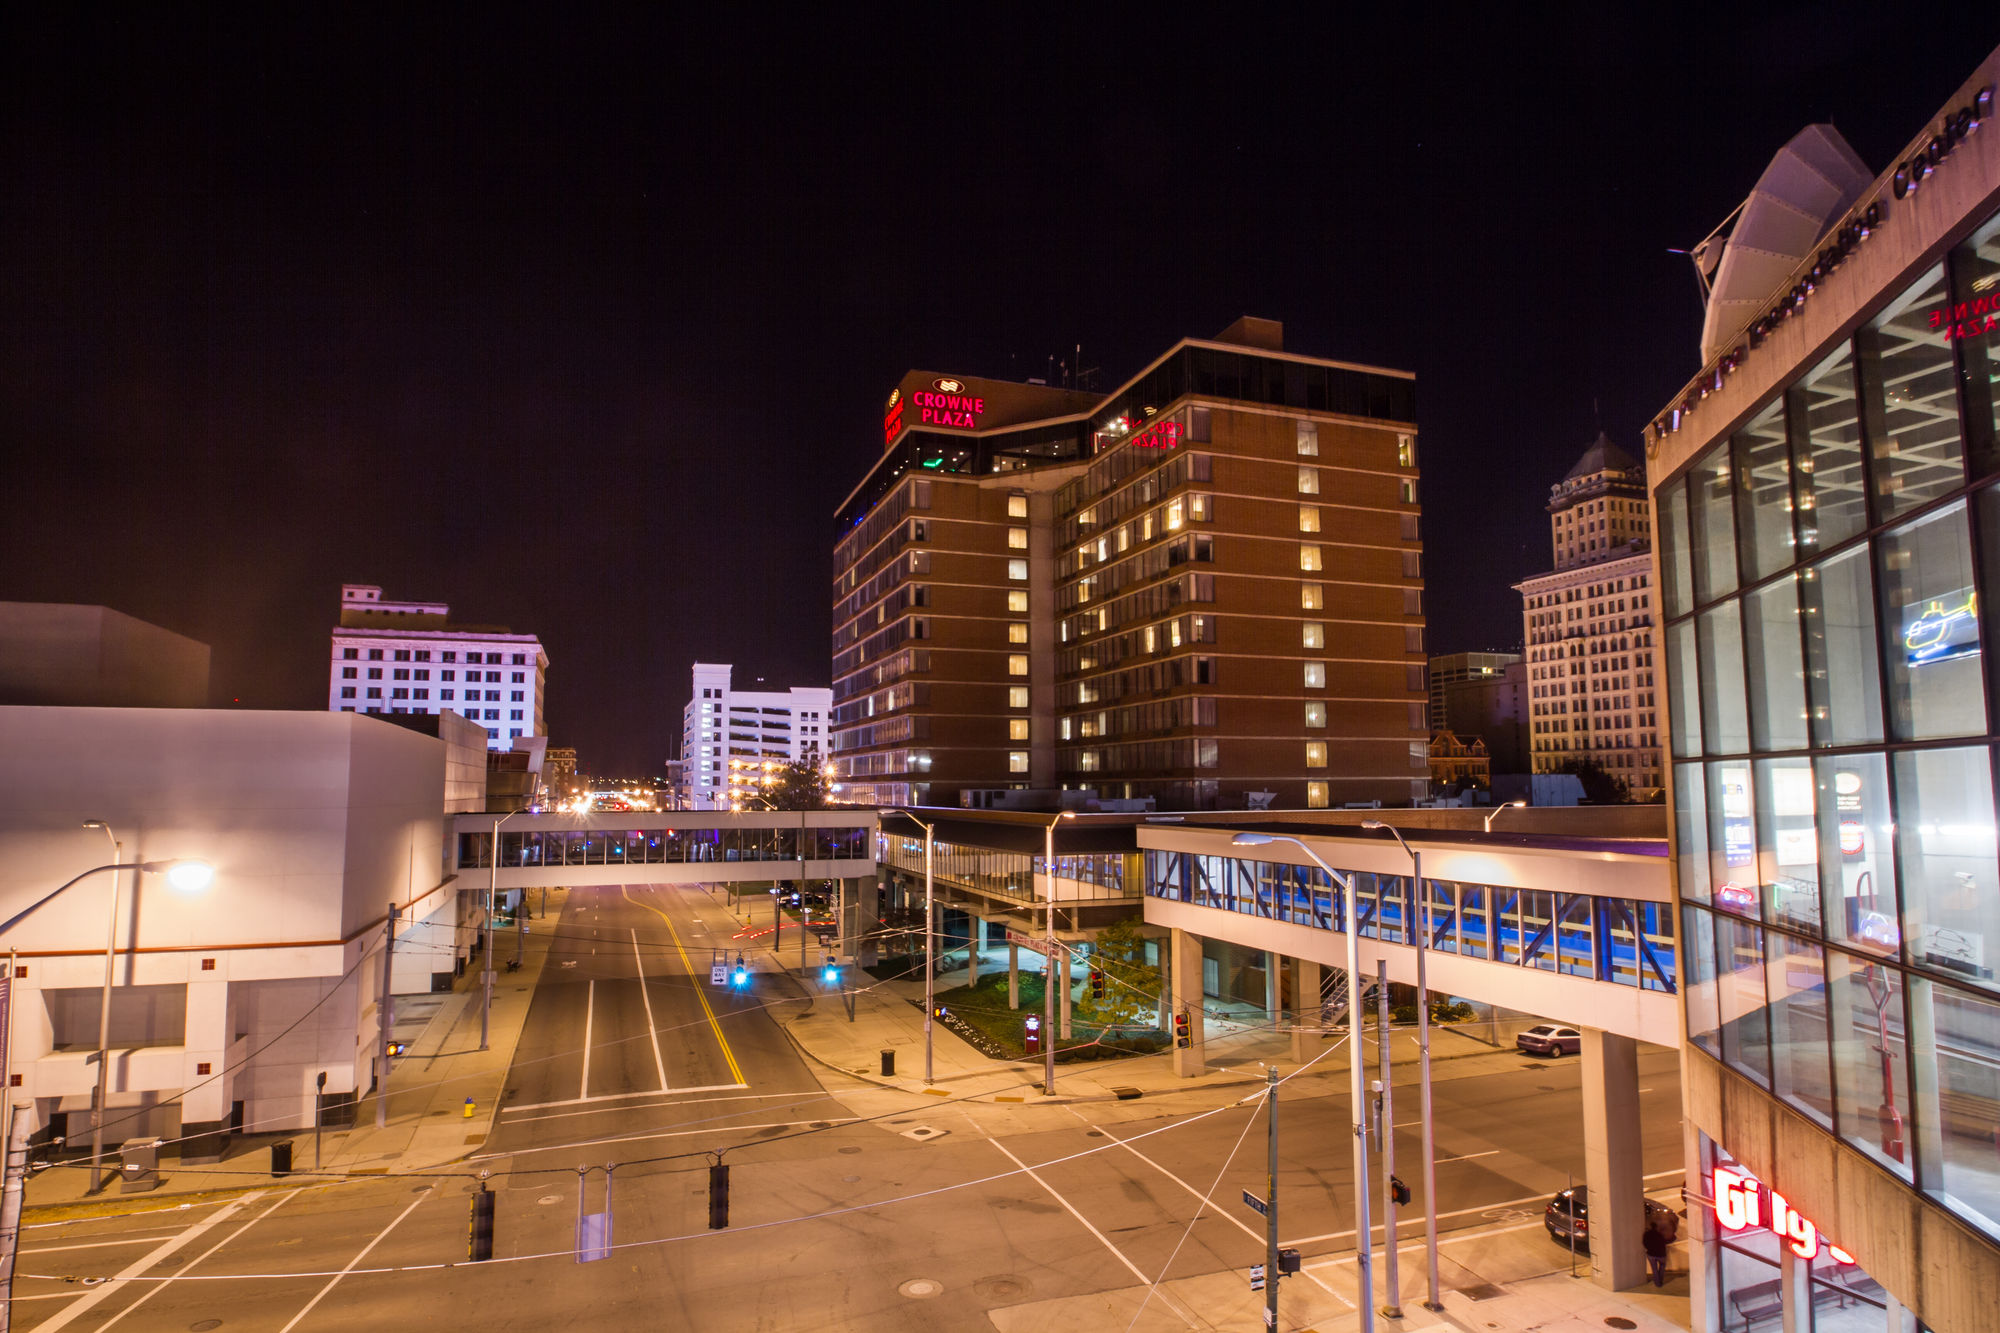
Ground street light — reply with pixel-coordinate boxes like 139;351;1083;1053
1482;800;1526;834
5;831;214;1196
882;810;937;1085
1040;811;1075;1095
1231;831;1373;1332
1362;818;1443;1314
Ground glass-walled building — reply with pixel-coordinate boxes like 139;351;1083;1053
1649;50;2000;1332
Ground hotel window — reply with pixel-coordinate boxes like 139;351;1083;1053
415;689;428;701
1301;582;1323;610
1008;623;1028;644
441;670;455;682
1008;527;1028;549
340;686;356;699
1400;480;1416;504
394;650;410;661
1299;505;1320;533
1166;498;1183;530
1008;494;1028;518
441;689;455;701
442;652;456;663
511;690;524;702
1008;654;1029;676
511;671;524;683
414;669;429;681
1398;434;1415;468
1300;545;1322;572
1303;623;1325;649
1306;742;1328;768
341;667;357;679
1307;781;1329;809
368;649;383;660
366;687;381;699
485;709;500;721
415;651;430;662
1009;686;1029;708
512;654;526;665
1304;661;1326;689
1189;493;1209;521
1296;421;1318;456
393;668;409;680
1008;751;1029;774
1008;590;1028;613
1298;466;1319;494
1008;559;1028;580
1009;719;1029;741
1305;702;1325;728
341;648;357;660
367;667;382;680
510;709;523;721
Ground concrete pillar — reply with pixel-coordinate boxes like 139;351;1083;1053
1684;1120;1716;1326
1291;958;1322;1063
1008;940;1019;1010
1265;950;1281;1028
1581;1028;1645;1291
1780;1244;1811;1333
179;979;230;1162
968;918;982;986
1059;949;1072;1039
1883;1290;1919;1333
853;875;880;968
1171;928;1205;1077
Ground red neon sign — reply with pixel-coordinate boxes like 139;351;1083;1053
1714;1166;1854;1263
911;377;984;430
1928;295;1999;342
882;395;905;445
1130;419;1183;450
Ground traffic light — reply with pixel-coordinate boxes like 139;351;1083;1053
1089;969;1105;999
1390;1174;1411;1206
708;1162;730;1229
385;1040;408;1059
821;955;840;986
468;1184;495;1261
1174;1010;1191;1049
732;954;748;988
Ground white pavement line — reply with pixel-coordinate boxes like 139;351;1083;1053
467;1117;861;1161
580;978;595;1101
989;1139;1199;1330
22;1235;189;1255
98;1188;302;1330
276;1186;432;1333
502;1081;751;1114
28;1191;265;1332
1086;1112;1355;1310
632;927;671;1094
1435;1149;1501;1163
1282;1168;1688;1247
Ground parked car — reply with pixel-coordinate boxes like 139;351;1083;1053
1544;1185;1679;1254
1517;1023;1582;1056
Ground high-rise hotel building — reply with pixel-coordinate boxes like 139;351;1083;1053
680;662;832;809
328;584;547;749
1517;434;1666;798
831;317;1425;811
1648;48;1999;1331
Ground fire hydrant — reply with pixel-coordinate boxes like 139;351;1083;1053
463;1097;475;1119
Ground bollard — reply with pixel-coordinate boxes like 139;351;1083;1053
880;1049;895;1077
463;1098;475;1120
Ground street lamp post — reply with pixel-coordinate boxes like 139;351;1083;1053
1362;818;1443;1313
1040;811;1074;1096
482;808;522;1052
1;841;214;1196
1232;831;1372;1333
882;811;937;1086
1482;800;1526;835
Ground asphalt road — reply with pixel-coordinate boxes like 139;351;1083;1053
13;881;1687;1331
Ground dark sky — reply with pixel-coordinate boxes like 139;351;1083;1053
8;11;1999;773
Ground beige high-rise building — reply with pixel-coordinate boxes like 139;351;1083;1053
1515;433;1664;798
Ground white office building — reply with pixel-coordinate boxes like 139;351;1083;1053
328;584;548;750
681;663;832;808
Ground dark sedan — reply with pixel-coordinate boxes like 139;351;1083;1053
1544;1185;1679;1254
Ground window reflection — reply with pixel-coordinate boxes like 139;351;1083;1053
1707;761;1756;915
1692;445;1741;604
1697;602;1750;754
1733;399;1795;580
1755;757;1818;931
1788;343;1869;557
1815;754;1897;957
1800;546;1884;748
1893;746;1999;991
1717;913;1771;1085
1744;577;1807;751
1827;951;1913;1181
1913;979;2000;1237
1764;931;1832;1127
1860;264;1967;520
1877;500;1984;741
1661;478;1695;618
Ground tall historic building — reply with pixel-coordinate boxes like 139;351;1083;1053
680;663;832;809
1649;49;2000;1331
328;584;547;750
831;317;1426;811
1517;434;1664;798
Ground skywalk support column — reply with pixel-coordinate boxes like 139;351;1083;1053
1265;951;1281;1028
1581;1028;1645;1290
1292;958;1321;1063
1171;928;1204;1077
1007;938;1019;1009
968;919;981;986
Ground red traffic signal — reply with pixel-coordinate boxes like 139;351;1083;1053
1173;1010;1192;1049
1089;969;1105;999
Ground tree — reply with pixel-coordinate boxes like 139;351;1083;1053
766;761;832;810
1075;918;1163;1030
1556;758;1628;805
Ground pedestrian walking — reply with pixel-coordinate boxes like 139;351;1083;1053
1643;1221;1668;1287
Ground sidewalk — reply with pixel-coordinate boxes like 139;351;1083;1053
22;888;570;1216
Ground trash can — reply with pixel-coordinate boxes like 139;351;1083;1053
271;1139;293;1177
118;1139;161;1193
879;1049;895;1077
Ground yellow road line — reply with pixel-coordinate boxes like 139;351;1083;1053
621;885;746;1086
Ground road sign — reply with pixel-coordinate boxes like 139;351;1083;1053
1249;1263;1266;1291
1242;1189;1268;1216
710;964;727;985
577;1211;611;1263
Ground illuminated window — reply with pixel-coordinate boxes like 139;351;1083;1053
1008;590;1028;613
1007;494;1028;518
1008;559;1028;580
1009;751;1029;773
1305;702;1326;728
1304;661;1326;689
1299;505;1320;533
1009;719;1029;741
1401;480;1417;504
1167;498;1183;530
1060;717;1072;739
1298;466;1319;494
1080;751;1100;772
1008;527;1028;549
1009;686;1029;708
1116;526;1130;551
1300;545;1322;572
1307;781;1329;809
1008;623;1028;644
1303;623;1325;649
1306;742;1328;768
1301;583;1323;610
1296;421;1318;456
1189;493;1209;521
1142;513;1154;541
1398;434;1415;468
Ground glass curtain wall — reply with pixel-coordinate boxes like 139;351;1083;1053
1656;204;2000;1241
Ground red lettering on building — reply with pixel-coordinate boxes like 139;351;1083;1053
1130;420;1183;450
909;390;986;431
1713;1166;1854;1264
1927;295;2000;342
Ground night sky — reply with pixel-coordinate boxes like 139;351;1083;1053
8;11;1999;774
